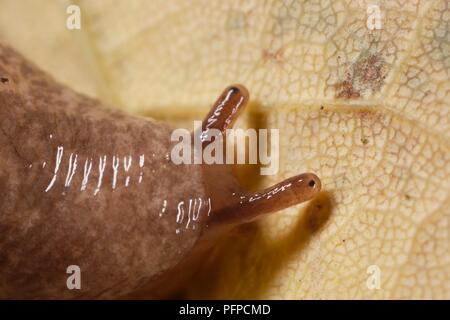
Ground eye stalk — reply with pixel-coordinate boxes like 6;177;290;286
208;172;322;226
201;84;249;140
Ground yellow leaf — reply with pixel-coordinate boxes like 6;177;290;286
1;0;448;299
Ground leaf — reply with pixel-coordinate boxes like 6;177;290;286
1;0;448;298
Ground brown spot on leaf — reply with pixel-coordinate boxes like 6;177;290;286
335;53;387;99
356;110;384;123
262;47;285;64
336;80;361;99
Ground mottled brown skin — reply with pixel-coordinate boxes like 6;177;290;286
0;43;321;299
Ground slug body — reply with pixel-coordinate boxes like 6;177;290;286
0;43;321;299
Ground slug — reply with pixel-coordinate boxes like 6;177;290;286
0;43;321;299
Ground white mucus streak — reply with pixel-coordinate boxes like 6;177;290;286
193;198;202;221
112;155;120;190
123;155;132;187
64;153;78;187
207;197;212;216
159;199;167;217
45;146;64;192
138;154;144;183
186;199;193;229
94;155;107;196
80;158;93;191
176;201;185;224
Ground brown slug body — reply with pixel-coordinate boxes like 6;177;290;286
0;43;321;299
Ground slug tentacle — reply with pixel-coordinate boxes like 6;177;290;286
209;173;321;226
199;84;249;145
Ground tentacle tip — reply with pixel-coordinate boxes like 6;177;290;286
306;173;321;192
227;84;249;101
292;172;322;203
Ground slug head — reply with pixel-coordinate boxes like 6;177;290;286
193;85;322;231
